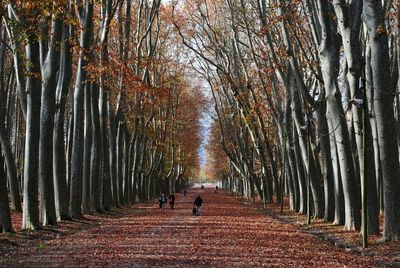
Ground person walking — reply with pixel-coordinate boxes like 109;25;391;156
183;189;187;197
169;194;175;209
193;194;203;216
159;195;163;209
160;194;167;209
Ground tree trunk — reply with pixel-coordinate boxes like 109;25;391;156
0;97;21;212
327;117;345;225
285;101;300;211
0;149;13;233
293;126;307;214
363;0;400;241
317;0;360;229
53;21;72;221
365;106;379;234
101;90;112;210
108;100;118;206
291;77;323;218
90;83;102;212
123;131;130;204
5;8;27;120
69;2;94;218
39;17;62;226
22;38;41;230
82;83;92;214
317;102;335;222
0;24;21;212
116;122;124;205
366;44;384;214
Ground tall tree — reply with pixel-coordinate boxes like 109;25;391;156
69;0;94;218
0;143;13;232
362;0;400;241
39;7;63;226
53;12;73;221
22;22;42;230
0;20;21;212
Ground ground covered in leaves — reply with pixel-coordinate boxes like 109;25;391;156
0;186;388;267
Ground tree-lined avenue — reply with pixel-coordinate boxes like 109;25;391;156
10;186;377;267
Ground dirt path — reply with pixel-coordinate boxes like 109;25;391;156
6;186;378;267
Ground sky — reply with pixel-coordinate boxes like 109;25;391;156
199;111;212;169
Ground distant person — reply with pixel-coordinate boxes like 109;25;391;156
193;194;203;216
159;194;167;209
215;185;218;193
158;195;163;209
184;189;187;197
169;194;175;209
201;185;204;190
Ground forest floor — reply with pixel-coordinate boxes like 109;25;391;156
0;186;397;267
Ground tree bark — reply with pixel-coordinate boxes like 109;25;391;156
69;1;94;218
108;100;118;206
362;0;400;241
22;37;41;230
39;16;62;226
0;149;13;232
317;0;360;230
82;83;92;214
0;23;21;212
90;82;102;212
317;102;335;222
0;86;21;212
53;20;72;221
101;90;112;209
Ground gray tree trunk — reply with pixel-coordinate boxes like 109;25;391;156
22;38;41;230
90;83;102;212
292;125;307;214
108;101;118;206
0;88;21;212
39;17;62;226
317;102;335;222
284;100;300;211
317;0;360;229
53;20;72;221
69;1;94;218
327;116;345;225
123;131;130;204
66;112;73;190
101;90;112;209
366;45;384;214
82;83;92;214
365;107;379;234
0;24;21;212
0;150;13;232
99;0;115;210
291;76;323;218
116;122;125;205
5;7;27;120
362;0;400;241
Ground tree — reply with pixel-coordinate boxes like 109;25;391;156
362;0;400;241
39;4;63;226
69;0;94;218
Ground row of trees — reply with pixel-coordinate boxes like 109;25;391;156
182;0;400;241
0;0;203;232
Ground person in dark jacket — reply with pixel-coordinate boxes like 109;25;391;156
169;194;175;209
159;196;163;209
193;194;203;215
159;193;167;209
